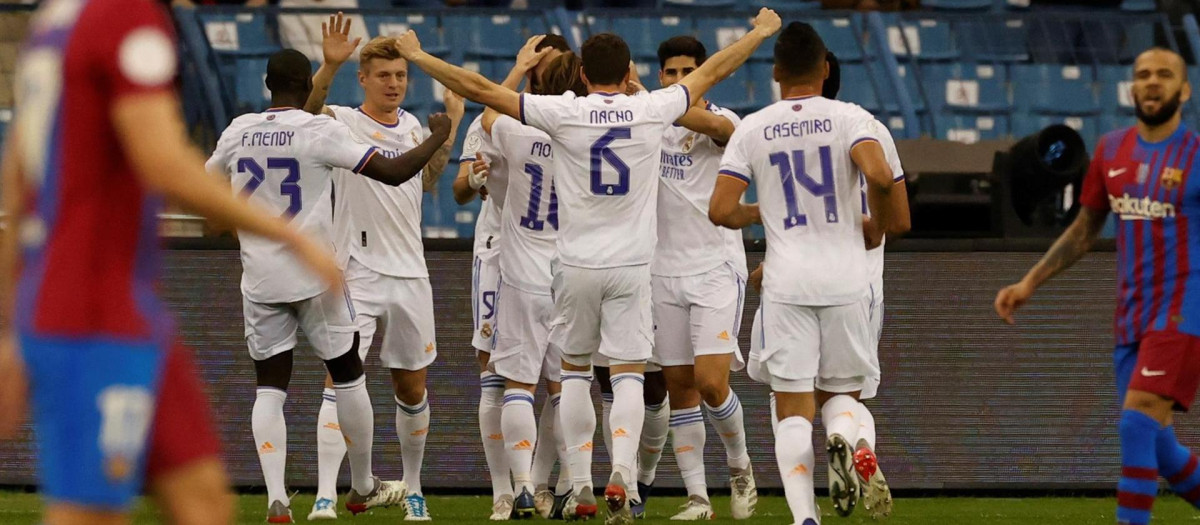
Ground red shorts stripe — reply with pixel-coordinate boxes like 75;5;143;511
1168;456;1198;485
1122;466;1159;481
1117;491;1157;511
145;344;222;480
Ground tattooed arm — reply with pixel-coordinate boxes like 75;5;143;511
423;89;464;193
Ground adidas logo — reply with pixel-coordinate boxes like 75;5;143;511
513;440;533;450
789;464;809;476
675;445;695;453
717;331;731;341
720;431;739;438
323;422;341;431
488;433;504;440
259;441;277;454
411;427;429;436
580;442;594;452
613;428;629;438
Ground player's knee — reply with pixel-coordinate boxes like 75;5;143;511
1123;389;1174;423
696;376;729;406
323;333;364;384
253;350;294;390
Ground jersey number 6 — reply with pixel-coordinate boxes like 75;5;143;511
769;146;839;230
238;157;302;218
590;127;632;196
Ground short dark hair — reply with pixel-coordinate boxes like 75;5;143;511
774;22;827;82
581;33;631;86
536;34;572;53
657;35;707;69
265;49;312;95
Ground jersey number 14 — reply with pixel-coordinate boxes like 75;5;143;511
769;146;839;229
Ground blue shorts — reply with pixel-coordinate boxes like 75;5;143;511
1114;342;1139;406
20;334;167;509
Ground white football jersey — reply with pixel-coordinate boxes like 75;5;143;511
652;102;747;278
206;108;376;304
520;85;691;268
329;105;428;278
460;114;509;256
491;115;557;295
719;96;886;306
860;119;905;293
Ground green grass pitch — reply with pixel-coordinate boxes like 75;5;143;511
0;492;1196;524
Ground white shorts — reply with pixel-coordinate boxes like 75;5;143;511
491;283;562;384
243;285;358;362
747;296;877;394
345;258;437;371
651;263;747;370
551;262;653;366
862;283;883;399
472;251;502;353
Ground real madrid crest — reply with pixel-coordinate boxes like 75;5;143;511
682;133;696;154
480;322;493;339
1161;167;1183;190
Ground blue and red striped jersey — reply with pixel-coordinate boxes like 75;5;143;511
1080;124;1200;344
14;0;178;342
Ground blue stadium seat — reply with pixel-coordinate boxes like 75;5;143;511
839;63;880;112
1012;64;1098;115
886;16;959;61
405;68;439;113
1099;113;1134;134
328;66;365;108
1119;20;1156;63
365;13;447;56
661;0;737;7
868;62;925;113
707;66;753;112
959;16;1028;62
748;60;777;108
1097;65;1135;115
1012;114;1098;146
920;62;1010;112
1120;0;1156;12
199;12;278;56
934;113;1010;143
758;0;821;9
922;0;993;10
234;58;269;113
811;16;864;63
697;16;751;58
444;14;525;58
590;14;694;59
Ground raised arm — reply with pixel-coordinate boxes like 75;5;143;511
304;12;360;116
394;30;522;120
676;107;735;145
360;112;453;187
676;8;781;104
422;90;464;192
483;35;554;135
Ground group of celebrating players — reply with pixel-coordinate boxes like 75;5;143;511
7;0;1199;524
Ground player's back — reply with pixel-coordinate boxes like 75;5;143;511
492;115;557;294
520;86;691;268
14;0;178;340
724;96;882;306
207;108;373;303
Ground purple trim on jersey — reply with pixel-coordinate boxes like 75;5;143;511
592;91;622;97
519;93;527;125
719;169;751;185
783;95;819;101
679;85;692;109
893;173;905;182
851;137;880;149
265;107;297;112
356;107;400;128
352;148;379;173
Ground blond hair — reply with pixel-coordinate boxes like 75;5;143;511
359;37;402;72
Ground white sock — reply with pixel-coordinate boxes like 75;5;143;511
552;394;573;495
253;388;289;507
316;388;346;501
560;370;596;491
821;394;860;446
776;416;818;523
502;389;537;494
769;392;778;434
333;376;376;495
396;391;430;495
703;389;750;471
855;401;877;452
600;392;614;460
669;407;708;499
479;373;511;501
609;373;645;486
637;397;670;486
532;394;559;489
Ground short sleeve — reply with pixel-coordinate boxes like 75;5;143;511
311;118;378;173
1079;140;1111;212
845;110;886;153
205;139;232;177
93;0;177;100
460;117;486;162
873;121;904;182
489;115;522;155
717;122;754;186
646;85;692;124
520;93;574;136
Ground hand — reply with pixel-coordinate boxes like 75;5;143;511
443;89;465;123
469;152;489;190
625;80;646;95
428;112;452;140
0;331;28;440
751;8;783;38
863;214;884;250
749;263;763;294
994;280;1035;325
321;12;362;66
394;29;423;60
515;35;553;74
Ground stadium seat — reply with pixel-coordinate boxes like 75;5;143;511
811;17;864;63
1012;64;1098;115
922;0;993;10
1120;0;1156;12
867;62;925;113
1118;20;1156;64
234;58;270;113
661;0;737;7
934;112;1010;143
1098;113;1134;133
1097;65;1135;115
707;66;753;112
405;68;439;113
199;12;278;56
590;14;694;59
959;17;1028;62
839;63;880;112
920;62;1010;113
1012;114;1098;147
328;66;365;108
697;16;751;57
748;60;777;108
366;13;447;56
758;0;821;10
444;14;526;58
885;16;959;61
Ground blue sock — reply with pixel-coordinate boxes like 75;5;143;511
1157;425;1200;508
1117;410;1162;525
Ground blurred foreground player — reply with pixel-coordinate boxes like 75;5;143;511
996;47;1200;525
0;0;343;523
207;49;449;522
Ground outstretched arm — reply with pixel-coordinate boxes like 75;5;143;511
361;113;453;187
394;30;521;119
483;35;553;135
677;8;781;104
305;12;360;116
422;90;465;192
676;107;735;145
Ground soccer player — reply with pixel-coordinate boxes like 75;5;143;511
0;0;340;523
207;49;450;522
303;17;465;520
995;47;1200;525
390;9;781;523
634;35;757;521
451;34;571;521
708;22;906;525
